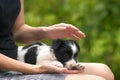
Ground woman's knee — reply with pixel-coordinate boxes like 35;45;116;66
79;63;114;80
95;63;114;80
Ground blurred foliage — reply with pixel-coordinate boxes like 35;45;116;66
24;0;120;79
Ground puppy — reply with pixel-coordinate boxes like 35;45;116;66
17;39;85;70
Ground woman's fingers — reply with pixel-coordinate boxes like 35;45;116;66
47;23;86;40
65;24;86;39
56;23;86;40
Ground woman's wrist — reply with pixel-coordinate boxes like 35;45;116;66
21;64;42;74
37;26;52;39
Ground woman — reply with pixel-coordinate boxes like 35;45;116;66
0;0;114;80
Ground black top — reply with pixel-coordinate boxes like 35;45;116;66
0;0;21;59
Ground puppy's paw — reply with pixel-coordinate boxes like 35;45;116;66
77;64;85;71
51;61;64;68
71;63;85;72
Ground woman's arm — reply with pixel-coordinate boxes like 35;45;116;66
13;0;85;44
0;54;38;73
13;0;47;43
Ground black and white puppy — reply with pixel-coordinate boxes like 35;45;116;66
17;39;85;70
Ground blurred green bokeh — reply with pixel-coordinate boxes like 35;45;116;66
24;0;120;79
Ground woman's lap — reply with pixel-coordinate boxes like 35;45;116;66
0;71;105;80
0;63;114;80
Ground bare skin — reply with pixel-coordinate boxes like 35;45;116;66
0;0;114;80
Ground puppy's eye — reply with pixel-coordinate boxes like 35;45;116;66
74;53;78;58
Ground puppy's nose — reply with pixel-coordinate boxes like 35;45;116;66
71;66;78;70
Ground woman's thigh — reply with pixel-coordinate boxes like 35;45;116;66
65;74;106;80
77;63;114;80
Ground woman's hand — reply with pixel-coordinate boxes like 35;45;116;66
45;23;86;41
30;64;84;74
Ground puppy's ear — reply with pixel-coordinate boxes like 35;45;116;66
51;39;64;50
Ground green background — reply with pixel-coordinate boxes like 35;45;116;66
24;0;120;80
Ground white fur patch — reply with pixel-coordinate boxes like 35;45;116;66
36;46;57;65
69;43;77;54
17;46;26;62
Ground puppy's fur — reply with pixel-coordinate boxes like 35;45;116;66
17;39;84;70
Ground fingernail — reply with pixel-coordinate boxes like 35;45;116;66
82;33;86;38
83;34;86;37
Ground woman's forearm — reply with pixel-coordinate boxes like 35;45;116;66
0;54;40;73
13;24;48;44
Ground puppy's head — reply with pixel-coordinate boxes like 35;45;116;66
51;39;80;69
